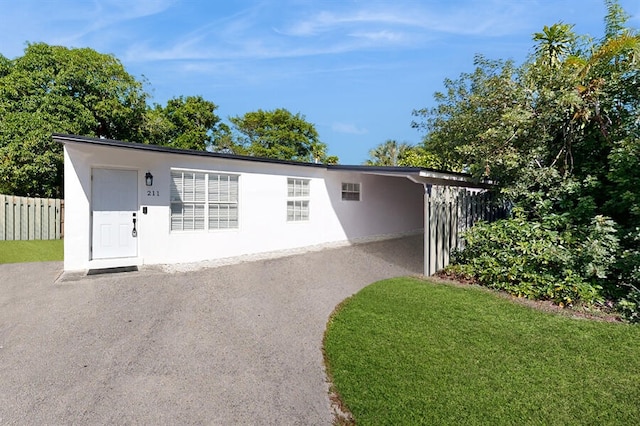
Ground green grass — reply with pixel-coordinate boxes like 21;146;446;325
0;239;64;264
324;277;640;425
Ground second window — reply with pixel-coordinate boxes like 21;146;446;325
287;178;310;221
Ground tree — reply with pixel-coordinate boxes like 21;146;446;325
364;139;445;169
533;23;577;68
413;0;640;310
364;140;410;166
412;56;527;181
396;145;445;169
227;108;335;163
0;54;10;77
142;95;222;151
413;1;639;193
0;43;147;197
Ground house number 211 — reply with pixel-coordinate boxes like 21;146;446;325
147;190;160;196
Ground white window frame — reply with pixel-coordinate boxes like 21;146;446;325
208;173;239;230
287;178;310;222
170;169;239;231
341;182;361;201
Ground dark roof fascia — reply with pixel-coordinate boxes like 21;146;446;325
327;164;422;174
53;133;487;186
328;163;473;179
53;133;327;169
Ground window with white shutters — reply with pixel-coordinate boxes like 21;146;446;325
208;174;239;229
170;170;239;231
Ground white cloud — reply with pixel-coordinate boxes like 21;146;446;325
348;30;406;43
332;122;368;135
278;1;529;40
105;0;539;65
65;0;177;42
123;3;426;63
0;0;178;57
0;0;536;70
280;10;422;37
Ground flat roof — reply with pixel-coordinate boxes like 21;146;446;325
54;133;485;188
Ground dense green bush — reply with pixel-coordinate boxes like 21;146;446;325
452;209;619;306
616;229;640;322
618;289;640;323
415;2;640;321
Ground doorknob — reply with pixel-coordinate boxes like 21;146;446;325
132;213;138;238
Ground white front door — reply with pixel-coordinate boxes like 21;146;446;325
92;169;138;259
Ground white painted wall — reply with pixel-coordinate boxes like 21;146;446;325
63;142;424;271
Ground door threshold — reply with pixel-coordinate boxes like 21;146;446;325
87;266;139;275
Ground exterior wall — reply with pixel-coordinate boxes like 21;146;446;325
63;143;424;271
324;172;424;240
64;147;91;270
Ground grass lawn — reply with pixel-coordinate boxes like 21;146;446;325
0;239;64;264
324;277;640;425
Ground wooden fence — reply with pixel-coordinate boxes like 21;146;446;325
0;194;64;240
425;187;506;275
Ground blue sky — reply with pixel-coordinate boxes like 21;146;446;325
1;1;639;164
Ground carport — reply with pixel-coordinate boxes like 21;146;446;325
331;165;489;276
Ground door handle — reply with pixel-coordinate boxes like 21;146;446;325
132;213;138;238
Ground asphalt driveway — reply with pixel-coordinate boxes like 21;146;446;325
0;235;422;425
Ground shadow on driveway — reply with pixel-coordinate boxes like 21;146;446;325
0;235;422;424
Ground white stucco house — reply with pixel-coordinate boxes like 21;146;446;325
55;134;479;275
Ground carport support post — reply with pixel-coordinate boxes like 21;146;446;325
424;184;432;276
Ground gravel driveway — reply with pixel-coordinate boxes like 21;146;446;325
0;235;422;425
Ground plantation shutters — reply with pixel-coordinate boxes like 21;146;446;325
208;174;239;229
170;170;239;231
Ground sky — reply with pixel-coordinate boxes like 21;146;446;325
1;1;639;165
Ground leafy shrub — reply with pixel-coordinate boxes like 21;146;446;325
616;229;640;322
502;167;600;227
606;138;640;233
618;288;640;323
576;215;620;283
452;208;619;305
